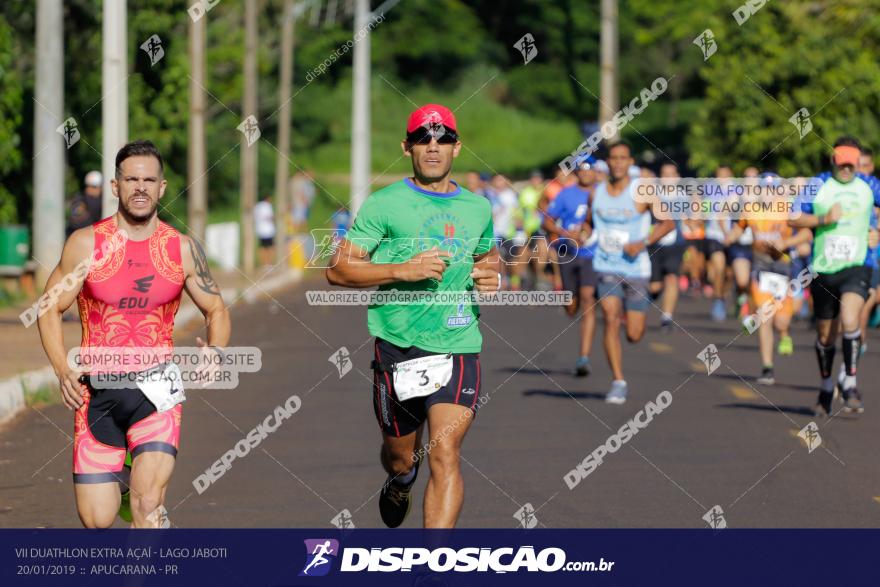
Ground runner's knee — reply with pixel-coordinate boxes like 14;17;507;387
626;328;644;343
130;491;163;521
427;444;460;475
604;309;622;326
78;505;116;529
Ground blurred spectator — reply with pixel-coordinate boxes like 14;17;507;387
490;175;522;289
464;171;485;197
331;206;351;238
254;194;276;268
593;159;609;183
290;170;316;233
66;170;103;236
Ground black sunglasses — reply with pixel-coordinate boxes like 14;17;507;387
406;126;459;145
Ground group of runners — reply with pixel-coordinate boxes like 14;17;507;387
35;102;880;533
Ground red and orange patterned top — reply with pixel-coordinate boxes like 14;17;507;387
77;217;185;372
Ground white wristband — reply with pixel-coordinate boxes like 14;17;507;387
496;272;502;291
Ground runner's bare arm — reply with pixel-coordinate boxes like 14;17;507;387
623;202;674;257
642;194;676;245
471;247;502;292
782;227;813;250
725;222;744;246
182;235;231;348
36;227;94;409
647;219;676;245
326;238;451;287
789;202;842;228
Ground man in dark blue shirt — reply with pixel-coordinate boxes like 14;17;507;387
542;159;598;377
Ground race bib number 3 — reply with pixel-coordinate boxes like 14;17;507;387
758;271;789;300
599;229;629;255
393;354;454;402
824;235;858;262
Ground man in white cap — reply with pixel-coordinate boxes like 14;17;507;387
67;171;104;236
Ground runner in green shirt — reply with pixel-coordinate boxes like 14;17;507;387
790;136;880;415
326;104;500;529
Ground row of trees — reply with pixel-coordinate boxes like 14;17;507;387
1;0;879;228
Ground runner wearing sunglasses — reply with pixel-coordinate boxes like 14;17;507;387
326;104;500;528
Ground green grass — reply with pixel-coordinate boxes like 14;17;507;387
24;384;57;407
295;70;583;177
179;70;587;236
0;283;27;310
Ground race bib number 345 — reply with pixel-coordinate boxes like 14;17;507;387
824;235;858;263
393;354;454;402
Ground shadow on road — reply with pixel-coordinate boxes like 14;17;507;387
715;402;815;416
498;367;575;376
523;389;606;401
708;372;815;392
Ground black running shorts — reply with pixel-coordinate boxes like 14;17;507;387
371;338;482;438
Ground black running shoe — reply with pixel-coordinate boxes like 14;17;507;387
575;356;591;377
842;388;864;414
379;461;419;528
814;389;835;417
757;367;775;386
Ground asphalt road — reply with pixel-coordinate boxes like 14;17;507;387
2;275;879;529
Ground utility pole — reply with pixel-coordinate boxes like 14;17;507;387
349;0;370;216
599;0;619;141
102;0;127;217
241;0;258;274
274;0;295;265
188;6;208;243
32;0;64;287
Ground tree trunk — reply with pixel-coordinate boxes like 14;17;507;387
33;0;65;287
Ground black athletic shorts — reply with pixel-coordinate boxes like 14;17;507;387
811;265;871;320
649;244;685;282
726;243;753;263
371;338;482;438
701;238;725;257
558;251;598;293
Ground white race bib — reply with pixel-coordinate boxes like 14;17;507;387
392;354;454;402
824;235;858;262
599;229;629;255
136;363;186;413
758;271;789;300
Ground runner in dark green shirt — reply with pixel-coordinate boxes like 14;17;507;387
326;104;500;529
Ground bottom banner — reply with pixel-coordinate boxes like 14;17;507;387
1;529;877;586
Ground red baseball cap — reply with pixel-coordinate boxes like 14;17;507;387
406;104;457;135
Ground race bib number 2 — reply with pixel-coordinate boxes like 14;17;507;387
136;363;186;413
393;354;454;402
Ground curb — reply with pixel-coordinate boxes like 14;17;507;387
0;269;303;425
0;366;57;426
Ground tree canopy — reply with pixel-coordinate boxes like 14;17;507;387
2;0;879;227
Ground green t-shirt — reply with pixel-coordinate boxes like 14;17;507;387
811;176;873;274
345;179;494;353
